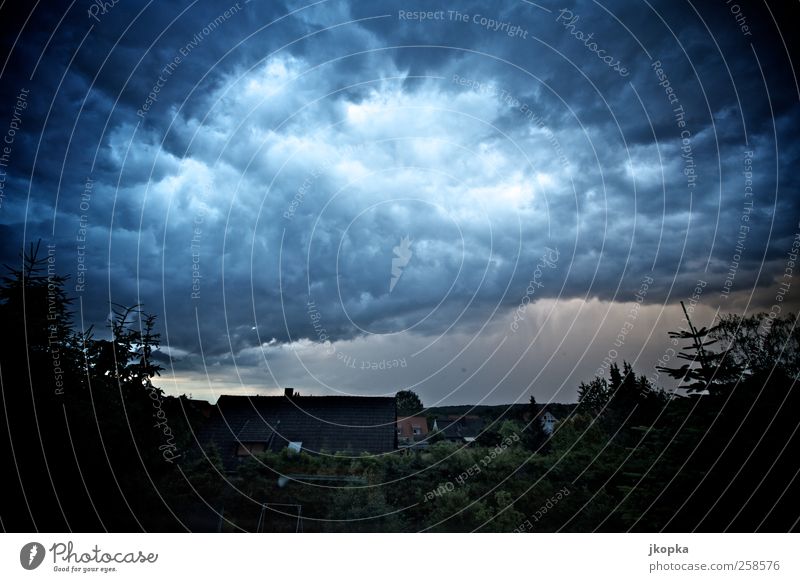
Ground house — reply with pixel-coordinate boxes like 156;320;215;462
432;415;484;444
520;402;571;435
396;415;429;449
540;410;557;434
196;388;397;471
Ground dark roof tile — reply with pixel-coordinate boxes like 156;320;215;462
195;395;396;470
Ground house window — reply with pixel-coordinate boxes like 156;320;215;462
412;426;421;435
236;442;266;456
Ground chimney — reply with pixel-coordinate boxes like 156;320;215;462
284;387;294;398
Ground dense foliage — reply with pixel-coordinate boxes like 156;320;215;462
1;248;798;531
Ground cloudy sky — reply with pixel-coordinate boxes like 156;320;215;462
1;0;798;405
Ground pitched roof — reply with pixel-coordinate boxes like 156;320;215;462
435;415;484;439
196;394;397;469
396;415;429;439
235;419;275;442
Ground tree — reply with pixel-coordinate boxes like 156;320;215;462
0;242;86;530
657;302;742;396
395;389;423;416
610;362;644;408
608;362;623;392
86;304;163;387
521;395;549;452
0;243;203;531
577;376;610;413
713;312;800;377
0;241;80;394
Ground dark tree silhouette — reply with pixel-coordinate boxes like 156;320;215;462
0;243;205;531
577;376;610;413
521;395;549;452
656;301;742;395
395;389;423;416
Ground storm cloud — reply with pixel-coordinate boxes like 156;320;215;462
1;0;798;403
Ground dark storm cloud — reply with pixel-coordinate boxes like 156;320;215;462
1;0;798;401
